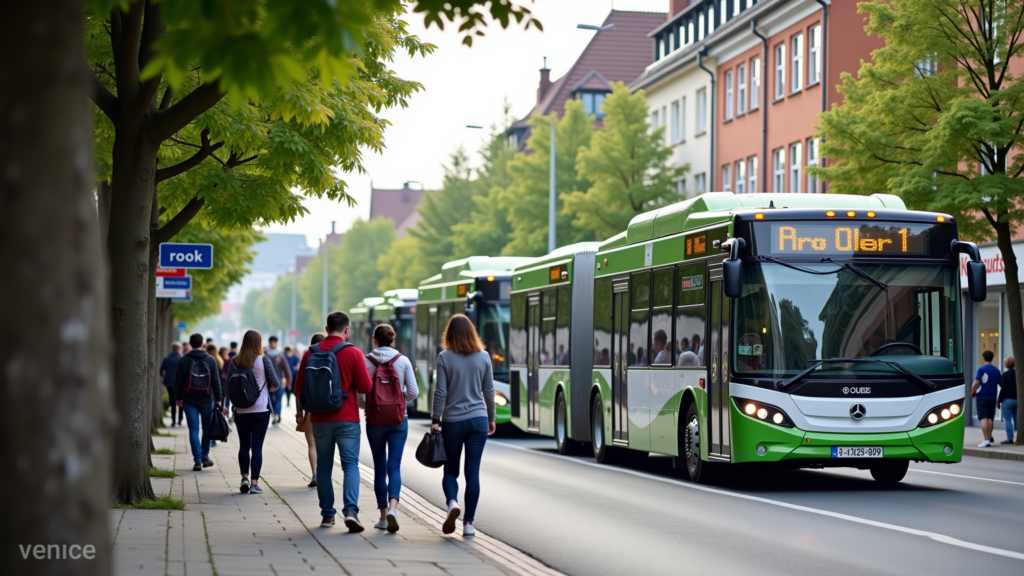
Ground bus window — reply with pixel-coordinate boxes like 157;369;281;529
630;272;651;367
651;268;674;366
510;293;527;365
541;290;557;365
594;278;613;366
415;305;429;364
437;304;453;355
555;286;571;365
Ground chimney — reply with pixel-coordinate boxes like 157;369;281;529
331;221;336;234
538;57;551;103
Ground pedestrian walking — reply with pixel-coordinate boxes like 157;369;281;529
218;347;233;415
361;324;418;533
295;333;325;488
174;333;223;471
160;342;183;426
229;341;238;359
430;314;496;536
206;343;225;446
227;330;280;495
972;350;1001;447
283;345;299;407
293;312;373;532
266;335;292;425
999;357;1018;444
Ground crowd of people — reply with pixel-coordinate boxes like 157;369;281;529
971;350;1019;447
159;311;496;536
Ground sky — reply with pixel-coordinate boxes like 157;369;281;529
262;0;669;248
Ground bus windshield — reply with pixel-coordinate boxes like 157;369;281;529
479;303;510;374
734;262;961;377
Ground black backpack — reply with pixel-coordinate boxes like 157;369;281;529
301;342;351;413
185;359;212;399
227;359;263;409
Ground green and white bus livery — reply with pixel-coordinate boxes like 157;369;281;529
414;256;531;423
510;192;987;484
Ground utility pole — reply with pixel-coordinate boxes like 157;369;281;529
548;111;556;253
290;262;297;344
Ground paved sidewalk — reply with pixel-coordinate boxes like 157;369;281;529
963;424;1024;462
112;414;561;576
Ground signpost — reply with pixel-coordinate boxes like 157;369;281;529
177;321;187;330
159;243;213;269
157;275;192;298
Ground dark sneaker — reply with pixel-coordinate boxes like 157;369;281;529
202;458;214;468
192;463;202;472
344;514;364;533
249;484;263;495
1000;438;1014;444
320;516;335;528
308;476;317;488
240;477;250;493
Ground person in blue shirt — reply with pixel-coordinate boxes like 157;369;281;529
971;350;1001;448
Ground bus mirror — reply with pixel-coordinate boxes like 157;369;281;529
723;259;742;299
966;261;986;302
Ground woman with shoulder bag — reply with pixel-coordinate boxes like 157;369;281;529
431;314;496;536
295;333;325;488
227;330;280;495
360;324;418;533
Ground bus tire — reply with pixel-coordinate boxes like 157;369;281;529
682;402;714;483
869;460;909;484
591;394;614;463
555;390;582;455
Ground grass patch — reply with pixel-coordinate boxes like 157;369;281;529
152;448;176;455
150;467;178;478
152;431;174;437
111;496;184;510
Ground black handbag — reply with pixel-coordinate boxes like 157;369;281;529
415;431;447;468
209;409;231;442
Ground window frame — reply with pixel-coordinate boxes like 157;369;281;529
722;163;731;192
724;69;734;120
697;88;708;133
674;261;708;369
748;155;758;193
809;24;821;84
789;141;802;193
774;44;786;100
807;137;820;194
650;266;675;368
773;148;785;192
751;56;761;109
791;33;804;93
670;100;681;143
737;63;747;114
735;160;746;194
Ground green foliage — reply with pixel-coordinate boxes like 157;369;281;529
407;150;478;268
563;83;688;241
149;468;178;479
451;114;518;256
814;0;1024;241
330;218;396;311
297;250;329;328
377;235;434;292
151;448;175;455
499;99;596;256
170;223;261;325
241;289;268;333
110;496;184;510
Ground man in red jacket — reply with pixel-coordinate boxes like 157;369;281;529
294;311;373;532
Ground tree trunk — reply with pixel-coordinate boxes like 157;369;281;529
0;1;114;572
108;116;159;503
995;223;1024;445
148;194;159;433
153;299;171;426
98;180;111;248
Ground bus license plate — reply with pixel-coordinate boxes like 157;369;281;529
832;446;883;458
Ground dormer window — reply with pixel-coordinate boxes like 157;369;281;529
579;91;608;119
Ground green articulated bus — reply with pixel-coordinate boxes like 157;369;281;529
510;192;987;484
349;296;385;353
414;256;532;423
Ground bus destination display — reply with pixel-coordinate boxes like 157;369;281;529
768;223;930;256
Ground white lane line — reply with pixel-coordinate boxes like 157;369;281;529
908;468;1024;486
489;440;1024;562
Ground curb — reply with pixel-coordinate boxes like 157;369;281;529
962;447;1024;462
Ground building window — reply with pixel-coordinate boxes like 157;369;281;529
751;57;761;109
709;6;716;34
809;24;821;84
671;100;681;143
697;88;708;133
789;142;802;193
737;64;747;114
698;12;705;41
791;33;804;92
722;164;731;192
676;178;687;197
680;97;687;140
724;70;734;120
687;20;694;46
773;148;785;192
748;156;758;193
721;0;729;23
695;172;707;194
807;137;820;193
651;109;660;132
580;92;607;119
735;160;746;194
917;54;937;77
774;44;786;100
662;106;668;144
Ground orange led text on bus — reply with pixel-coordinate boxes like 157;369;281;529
777;226;911;253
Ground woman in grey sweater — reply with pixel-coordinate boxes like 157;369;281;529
431;314;496;536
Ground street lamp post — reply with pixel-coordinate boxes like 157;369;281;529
290;266;297;344
548;114;556;253
322;221;333;320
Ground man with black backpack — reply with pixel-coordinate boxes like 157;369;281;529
293;312;372;533
175;333;224;472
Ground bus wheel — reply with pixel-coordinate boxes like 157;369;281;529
869;460;909;484
591;395;611;463
555;391;581;455
683;402;712;483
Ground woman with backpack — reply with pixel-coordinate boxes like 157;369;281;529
361;324;418;533
226;329;280;495
295;333;325;488
430;314;495;536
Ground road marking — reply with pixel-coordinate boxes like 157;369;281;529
907;467;1024;486
489;440;1024;562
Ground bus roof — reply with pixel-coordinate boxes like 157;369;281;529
420;256;532;287
604;192;907;250
350;296;385;319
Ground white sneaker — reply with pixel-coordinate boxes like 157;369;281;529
442;500;461;535
386;509;399;533
463;524;476;536
978;440;992;447
373;518;388;530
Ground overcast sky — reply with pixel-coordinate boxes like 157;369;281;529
261;0;668;247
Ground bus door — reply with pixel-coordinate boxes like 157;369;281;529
526;295;541;430
612;281;630;442
708;266;731;458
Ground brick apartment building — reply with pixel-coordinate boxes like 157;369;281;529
368;182;425;238
632;0;882;195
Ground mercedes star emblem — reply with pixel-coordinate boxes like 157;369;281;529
849;403;867;420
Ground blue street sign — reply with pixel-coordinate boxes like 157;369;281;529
159;243;213;269
171;292;193;303
177;321;187;329
161;276;192;291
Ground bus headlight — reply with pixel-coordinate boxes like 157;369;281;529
734;398;794;428
919;400;964;428
494;392;508;407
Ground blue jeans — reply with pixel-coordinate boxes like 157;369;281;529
1002;399;1018;440
235;411;270;481
313;421;361;518
441;416;489;522
366;420;409;509
182;401;214;463
270;387;285;418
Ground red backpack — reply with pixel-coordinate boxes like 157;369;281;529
366;355;405;426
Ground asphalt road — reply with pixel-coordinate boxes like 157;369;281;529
358;418;1024;576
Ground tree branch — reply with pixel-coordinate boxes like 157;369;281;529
149;82;224;142
158;86;173;110
88;65;120;122
111;1;144;105
155;129;223;183
138;0;165;109
156;196;206;244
